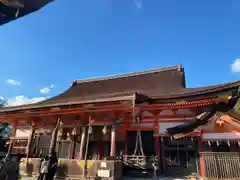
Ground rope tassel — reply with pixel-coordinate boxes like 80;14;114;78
133;115;145;156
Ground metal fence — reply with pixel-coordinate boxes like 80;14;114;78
201;152;240;179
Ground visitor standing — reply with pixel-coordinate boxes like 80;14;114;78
39;156;49;180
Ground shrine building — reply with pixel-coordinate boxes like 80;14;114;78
0;64;240;179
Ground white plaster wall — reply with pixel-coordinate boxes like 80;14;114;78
202;133;240;140
15;127;31;138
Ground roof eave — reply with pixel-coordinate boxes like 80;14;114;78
151;81;240;100
0;93;137;114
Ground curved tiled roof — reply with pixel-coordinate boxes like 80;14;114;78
44;64;185;103
142;81;240;98
0;64;239;113
0;65;184;112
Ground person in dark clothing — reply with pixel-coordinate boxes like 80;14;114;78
5;154;21;180
49;152;58;180
44;152;58;180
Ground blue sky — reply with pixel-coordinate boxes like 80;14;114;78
0;0;240;106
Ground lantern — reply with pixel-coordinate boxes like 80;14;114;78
102;125;107;135
227;140;230;147
88;126;92;134
72;128;76;136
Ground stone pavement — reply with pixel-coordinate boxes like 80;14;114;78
124;178;186;180
20;177;189;180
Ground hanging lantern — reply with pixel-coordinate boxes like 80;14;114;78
66;132;71;140
102;125;107;135
58;125;63;139
227;140;230;147
72;128;76;136
88;126;92;134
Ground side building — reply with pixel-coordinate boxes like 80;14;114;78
0;65;239;180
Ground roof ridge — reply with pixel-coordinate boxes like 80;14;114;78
73;64;182;84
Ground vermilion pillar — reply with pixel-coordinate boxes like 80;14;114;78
197;135;205;177
199;154;205;177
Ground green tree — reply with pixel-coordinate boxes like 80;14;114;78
0;97;7;108
0;100;4;108
0;98;10;136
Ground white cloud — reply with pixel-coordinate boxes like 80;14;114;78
6;79;21;86
5;96;47;107
40;84;55;94
134;0;143;9
40;87;50;94
231;58;240;73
